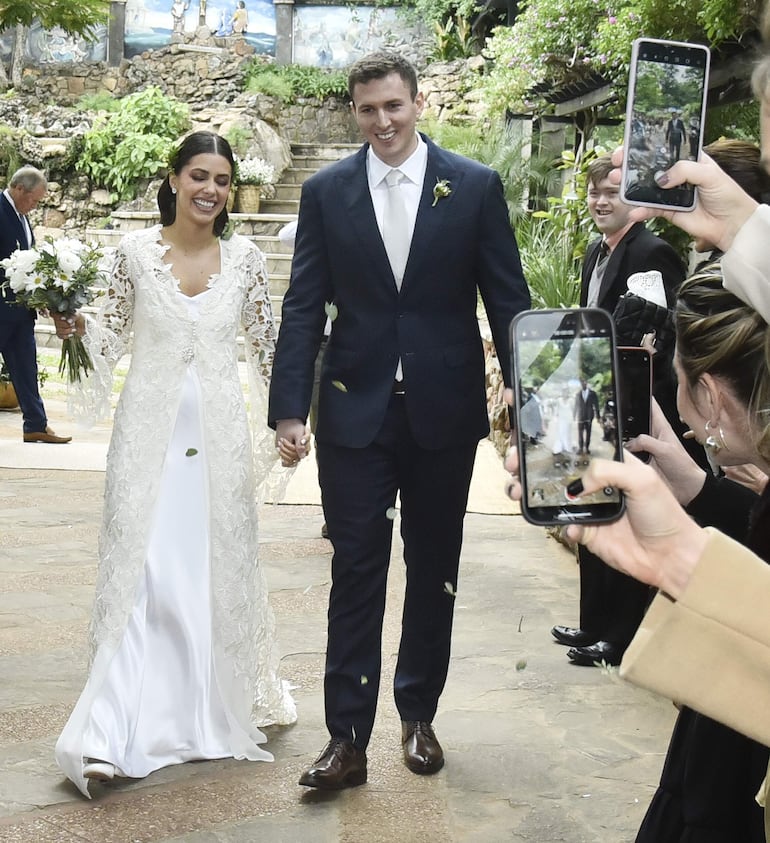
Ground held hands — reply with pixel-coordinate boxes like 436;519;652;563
275;418;311;468
609;148;758;254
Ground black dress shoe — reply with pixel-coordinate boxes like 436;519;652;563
401;721;444;775
551;625;598;647
567;640;623;667
298;738;367;789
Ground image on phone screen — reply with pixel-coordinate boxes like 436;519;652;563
622;38;710;210
511;309;624;526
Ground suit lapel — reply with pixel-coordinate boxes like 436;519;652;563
337;147;397;287
0;194;28;250
400;138;459;292
596;223;638;307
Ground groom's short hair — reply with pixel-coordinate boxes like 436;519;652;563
348;50;418;101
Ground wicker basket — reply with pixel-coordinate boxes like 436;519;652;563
235;184;261;214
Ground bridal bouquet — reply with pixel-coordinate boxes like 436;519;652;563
1;237;110;382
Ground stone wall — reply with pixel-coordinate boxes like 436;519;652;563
9;48;485;232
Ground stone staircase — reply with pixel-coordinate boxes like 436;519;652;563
83;142;359;322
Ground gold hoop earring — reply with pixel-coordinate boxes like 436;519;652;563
704;420;727;455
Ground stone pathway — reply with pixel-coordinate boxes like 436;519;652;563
0;400;675;842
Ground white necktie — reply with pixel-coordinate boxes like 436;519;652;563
383;168;410;288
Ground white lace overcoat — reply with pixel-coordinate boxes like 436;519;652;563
77;225;296;730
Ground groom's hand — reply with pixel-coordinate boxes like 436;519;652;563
275;418;310;466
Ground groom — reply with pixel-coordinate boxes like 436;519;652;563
269;51;530;788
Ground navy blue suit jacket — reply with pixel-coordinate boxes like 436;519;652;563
0;192;35;323
268;134;530;450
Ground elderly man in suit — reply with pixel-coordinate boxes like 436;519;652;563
269;50;530;789
551;153;686;667
0;166;71;444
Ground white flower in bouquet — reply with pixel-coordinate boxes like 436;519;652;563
235;155;275;186
0;236;109;382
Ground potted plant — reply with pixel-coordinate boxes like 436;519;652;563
234;155;275;214
0;355;48;410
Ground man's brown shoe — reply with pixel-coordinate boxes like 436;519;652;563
23;427;72;444
298;739;367;789
401;721;444;775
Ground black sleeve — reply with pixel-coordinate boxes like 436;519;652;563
686;473;758;540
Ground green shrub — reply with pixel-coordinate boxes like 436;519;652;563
243;61;348;103
76;86;190;200
75;91;120;113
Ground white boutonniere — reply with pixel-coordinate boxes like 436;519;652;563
432;178;452;207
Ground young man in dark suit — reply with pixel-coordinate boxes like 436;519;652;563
0;166;71;444
269;50;530;788
574;379;600;455
551;154;685;667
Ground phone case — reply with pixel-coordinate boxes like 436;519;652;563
510;308;625;526
621;38;710;212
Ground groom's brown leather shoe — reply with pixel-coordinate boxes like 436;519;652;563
23;427;72;444
298;739;367;789
401;721;444;775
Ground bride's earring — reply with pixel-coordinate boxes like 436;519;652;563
704;420;727;455
171;186;177;195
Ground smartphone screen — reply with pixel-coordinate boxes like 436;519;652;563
621;38;710;211
510;308;624;526
617;347;652;462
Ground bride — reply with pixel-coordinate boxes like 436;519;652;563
53;131;297;797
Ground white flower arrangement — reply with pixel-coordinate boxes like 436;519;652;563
235;155;275;186
1;237;110;381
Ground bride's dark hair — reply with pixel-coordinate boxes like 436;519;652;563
158;131;235;237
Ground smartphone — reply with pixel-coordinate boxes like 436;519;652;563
617;346;652;462
621;38;710;211
510;308;624;526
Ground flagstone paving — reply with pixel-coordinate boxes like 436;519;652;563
0;400;675;842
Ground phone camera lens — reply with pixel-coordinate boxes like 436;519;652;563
602;486;615;497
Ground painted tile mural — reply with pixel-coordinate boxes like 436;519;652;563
0;23;108;64
293;6;415;67
125;0;275;57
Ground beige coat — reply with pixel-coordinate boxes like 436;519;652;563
620;529;770;838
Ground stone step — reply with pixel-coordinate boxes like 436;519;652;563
92;212;298;238
271;183;302;201
281;167;316;185
258;197;299;215
290;142;359;159
84;228;293;277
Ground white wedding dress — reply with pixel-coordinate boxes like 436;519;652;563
56;226;296;797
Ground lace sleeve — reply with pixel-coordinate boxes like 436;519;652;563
241;243;294;502
67;246;135;426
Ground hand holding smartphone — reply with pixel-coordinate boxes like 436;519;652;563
510;308;625;526
621;38;710;211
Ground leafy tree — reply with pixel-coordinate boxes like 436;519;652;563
481;0;762;119
0;0;109;89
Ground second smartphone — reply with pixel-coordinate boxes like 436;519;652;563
616;346;652;462
510;308;624;526
621;37;710;211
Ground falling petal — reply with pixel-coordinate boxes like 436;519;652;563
360;675;368;685
515;659;527;671
332;380;348;392
185;448;198;457
385;507;398;520
324;301;338;321
444;581;456;597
